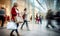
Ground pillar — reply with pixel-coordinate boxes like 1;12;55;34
32;0;35;24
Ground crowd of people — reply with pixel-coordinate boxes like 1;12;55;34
0;2;60;36
35;13;42;24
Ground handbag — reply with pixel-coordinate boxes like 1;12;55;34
7;21;17;30
16;16;23;23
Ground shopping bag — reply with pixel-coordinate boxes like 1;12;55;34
16;16;23;23
7;21;17;30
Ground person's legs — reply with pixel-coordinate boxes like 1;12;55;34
25;20;29;30
21;20;25;29
46;20;50;28
16;23;19;27
50;20;55;28
15;29;19;36
57;21;60;30
10;23;19;36
16;23;20;36
1;16;4;27
10;30;15;36
40;19;42;24
10;29;19;36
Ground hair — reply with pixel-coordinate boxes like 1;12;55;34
1;7;5;9
24;8;27;11
13;2;18;7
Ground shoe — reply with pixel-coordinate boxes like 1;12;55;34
10;34;15;36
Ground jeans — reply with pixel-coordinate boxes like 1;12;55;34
10;23;19;36
21;20;29;29
40;19;42;24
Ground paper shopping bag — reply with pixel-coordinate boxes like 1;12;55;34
7;21;17;30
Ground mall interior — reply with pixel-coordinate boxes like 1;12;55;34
0;0;60;36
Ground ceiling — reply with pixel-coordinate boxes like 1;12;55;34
29;0;60;12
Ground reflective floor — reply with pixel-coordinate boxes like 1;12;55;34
0;20;60;36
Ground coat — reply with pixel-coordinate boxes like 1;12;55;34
11;7;17;21
46;11;54;20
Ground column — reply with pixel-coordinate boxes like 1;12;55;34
32;0;35;24
26;0;30;21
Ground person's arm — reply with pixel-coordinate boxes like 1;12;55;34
54;12;60;19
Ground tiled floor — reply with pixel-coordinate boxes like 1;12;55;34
0;20;60;36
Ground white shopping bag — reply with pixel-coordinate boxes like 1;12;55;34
7;21;17;30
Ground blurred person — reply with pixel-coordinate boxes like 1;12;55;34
10;2;20;36
21;8;29;30
39;15;42;24
30;16;32;21
0;7;5;27
55;11;60;30
46;9;55;28
36;14;40;24
35;13;38;24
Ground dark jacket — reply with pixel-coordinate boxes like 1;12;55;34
46;11;54;20
55;11;60;22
